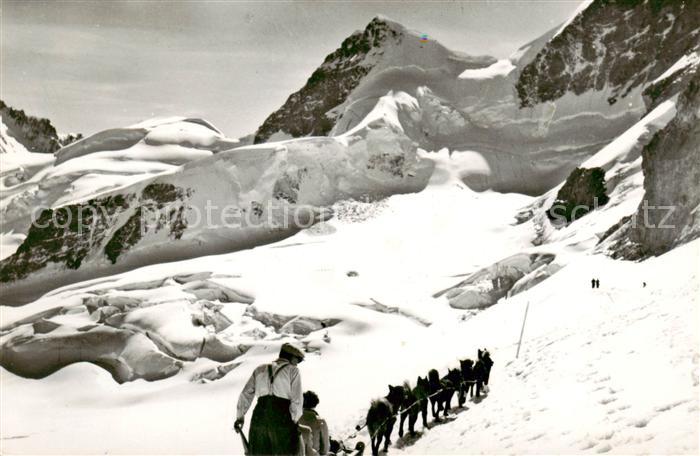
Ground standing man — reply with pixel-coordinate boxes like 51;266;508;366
235;342;305;455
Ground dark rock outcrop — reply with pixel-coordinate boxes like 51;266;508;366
0;99;81;153
0;194;132;282
631;73;700;256
601;70;700;259
0;183;190;283
547;167;609;224
517;0;700;107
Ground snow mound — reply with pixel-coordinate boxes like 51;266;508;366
144;121;234;149
458;59;515;80
54;127;149;165
55;117;238;165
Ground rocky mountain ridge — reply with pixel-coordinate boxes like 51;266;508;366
0;100;82;153
516;0;700;108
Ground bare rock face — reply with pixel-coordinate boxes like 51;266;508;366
632;74;700;256
0;182;190;285
547;167;609;224
0;99;82;153
0;193;134;282
517;0;700;108
436;253;556;309
600;70;700;259
253;17;400;143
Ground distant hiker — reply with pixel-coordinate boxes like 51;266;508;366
299;391;330;456
235;342;305;456
595;278;600;289
366;384;405;456
643;281;647;288
591;278;596;289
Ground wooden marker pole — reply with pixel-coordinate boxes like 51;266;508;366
516;301;530;359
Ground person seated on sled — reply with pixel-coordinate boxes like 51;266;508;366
299;390;330;456
235;342;305;455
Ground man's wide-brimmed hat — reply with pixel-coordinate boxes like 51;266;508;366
280;342;305;361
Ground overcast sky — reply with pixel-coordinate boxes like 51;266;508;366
1;1;583;138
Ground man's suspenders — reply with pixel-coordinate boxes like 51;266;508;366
267;363;288;391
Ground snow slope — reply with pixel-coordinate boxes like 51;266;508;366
1;152;697;453
396;241;699;455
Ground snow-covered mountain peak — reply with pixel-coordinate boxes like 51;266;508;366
314;16;403;74
253;16;495;144
367;14;403;30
